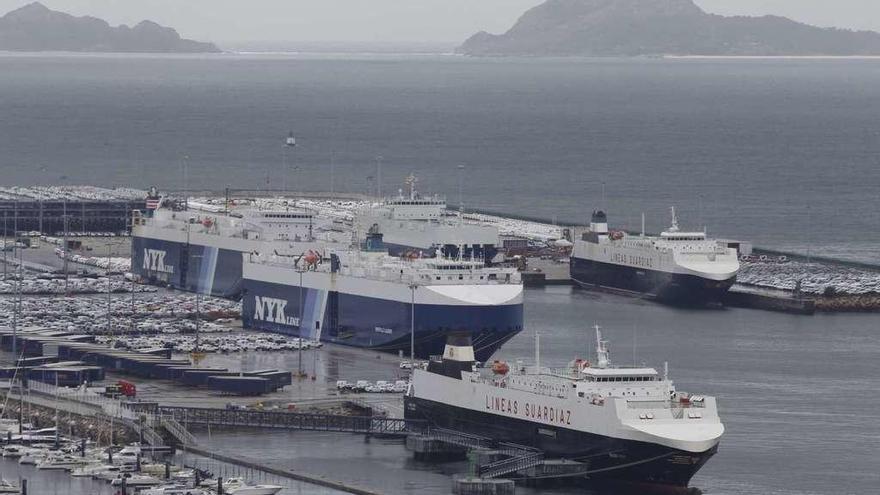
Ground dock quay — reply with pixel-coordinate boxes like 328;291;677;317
726;285;816;314
0;327;293;396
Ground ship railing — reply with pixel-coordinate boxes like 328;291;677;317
626;400;706;410
478;445;544;479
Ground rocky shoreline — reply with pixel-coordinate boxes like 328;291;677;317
814;294;880;313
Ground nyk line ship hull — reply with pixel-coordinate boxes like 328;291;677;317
132;225;325;299
241;263;524;361
132;234;248;298
405;395;716;486
570;256;735;304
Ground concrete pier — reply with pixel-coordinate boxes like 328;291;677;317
726;286;816;314
516;459;587;478
452;476;515;495
405;434;468;461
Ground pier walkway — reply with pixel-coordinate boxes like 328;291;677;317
156;405;422;435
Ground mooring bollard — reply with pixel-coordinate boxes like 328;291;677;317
217;476;224;495
165;461;171;479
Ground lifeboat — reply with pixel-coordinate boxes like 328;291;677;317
302;250;320;269
492;360;510;375
569;358;591;372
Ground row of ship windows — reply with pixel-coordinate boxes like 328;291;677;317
592;376;655;382
421;274;501;281
260;214;312;219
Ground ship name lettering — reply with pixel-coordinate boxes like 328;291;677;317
485;395;519;415
143;248;173;274
611;252;653;269
253;296;292;325
520;402;571;426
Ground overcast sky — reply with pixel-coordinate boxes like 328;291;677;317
2;0;879;44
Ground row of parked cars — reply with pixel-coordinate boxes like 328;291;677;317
336;380;409;393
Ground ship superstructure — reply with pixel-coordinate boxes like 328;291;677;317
132;202;332;298
355;175;500;260
570;208;739;304
405;327;724;487
241;232;523;360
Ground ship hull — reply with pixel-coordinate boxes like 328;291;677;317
405;395;716;487
131;236;245;299
570;256;735;305
241;278;523;361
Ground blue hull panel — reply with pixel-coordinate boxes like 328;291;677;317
241;279;523;361
131;236;245;299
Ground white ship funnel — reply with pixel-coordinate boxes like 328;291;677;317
590;210;609;235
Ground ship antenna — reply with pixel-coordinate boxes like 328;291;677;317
669;206;679;233
535;331;541;373
594;324;609;369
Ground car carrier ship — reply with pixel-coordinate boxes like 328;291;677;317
131;194;330;298
570;208;739;304
241;230;523;360
355;175;500;260
405;327;724;487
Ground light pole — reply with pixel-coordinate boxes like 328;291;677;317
409;283;418;363
106;244;113;336
457;164;465;212
2;211;6;280
11;202;19;357
188;251;205;365
296;267;306;378
375;156;383;198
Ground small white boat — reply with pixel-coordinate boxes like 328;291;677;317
0;479;21;494
223;477;283;495
110;473;162;487
18;451;40;465
36;455;86;470
70;462;108;477
141;485;211;495
1;446;25;458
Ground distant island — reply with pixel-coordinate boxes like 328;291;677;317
459;0;880;57
0;2;220;53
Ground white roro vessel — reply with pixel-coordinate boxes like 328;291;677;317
355;175;500;259
405;327;724;487
571;208;739;304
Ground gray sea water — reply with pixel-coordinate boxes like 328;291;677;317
1;53;879;262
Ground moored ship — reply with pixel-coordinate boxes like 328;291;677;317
241;231;523;360
132;197;329;298
355;175;500;260
405;328;724;487
570;208;739;304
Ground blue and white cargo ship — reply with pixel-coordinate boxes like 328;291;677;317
241;233;524;361
132;200;329;298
